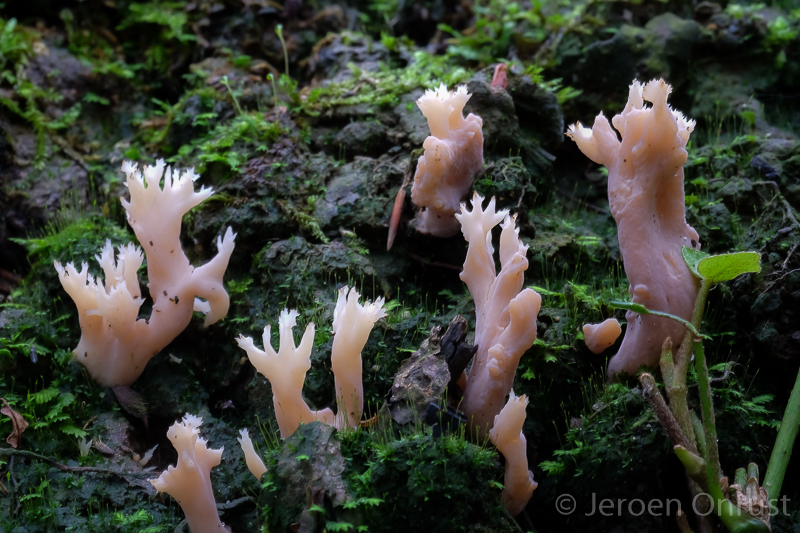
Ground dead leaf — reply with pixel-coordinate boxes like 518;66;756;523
92;438;115;456
112;385;149;431
1;398;29;449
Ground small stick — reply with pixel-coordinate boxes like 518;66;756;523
639;373;695;453
676;510;696;533
753;181;800;229
0;447;152;481
387;152;417;251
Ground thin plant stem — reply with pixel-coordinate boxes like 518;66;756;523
663;278;714;532
268;73;278;123
655;275;768;532
693;338;723;502
664;279;711;458
275;24;289;77
764;365;800;502
220;75;244;116
693;337;768;532
676;278;711;379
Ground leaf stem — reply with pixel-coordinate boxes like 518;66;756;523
693;338;722;502
763;365;800;502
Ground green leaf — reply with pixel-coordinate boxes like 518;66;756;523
531;286;562;297
697;252;761;283
60;425;88;438
45;412;69;423
682;246;709;279
343;497;383;509
326;522;354;532
83;92;110;105
47;102;82;130
539;460;566;475
683;246;761;283
31;387;59;404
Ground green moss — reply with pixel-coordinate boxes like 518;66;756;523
0;17;84;168
278;199;330;244
129;75;287;173
439;0;608;68
364;430;515;531
0;453;181;532
684;135;799;253
60;9;138;80
260;423;516;532
535;381;672;525
117;1;196;73
302;46;471;113
13;213;131;274
188;112;284;172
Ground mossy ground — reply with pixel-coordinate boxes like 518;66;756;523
1;1;799;532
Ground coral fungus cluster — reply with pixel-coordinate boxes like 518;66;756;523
235;286;386;438
51;74;721;529
456;193;542;436
55;160;235;387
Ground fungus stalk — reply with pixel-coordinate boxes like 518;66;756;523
566;79;699;378
411;84;484;237
151;414;230;533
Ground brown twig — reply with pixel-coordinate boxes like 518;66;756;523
405;250;461;271
778;241;800;272
761;267;800;296
51;134;91;174
643;368;714;533
752;180;800;296
753;181;800;229
218;496;255;510
687;362;737;389
9;455;20;516
676;510;696;533
0;447;152;482
516;175;532;212
639;373;696;453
